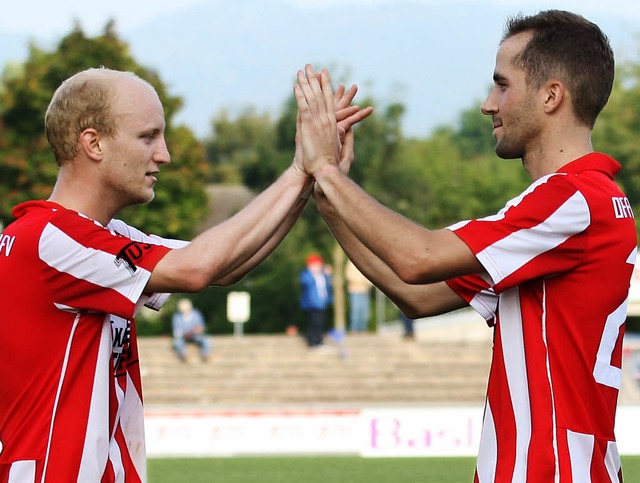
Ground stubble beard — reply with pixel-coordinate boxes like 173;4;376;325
494;135;524;160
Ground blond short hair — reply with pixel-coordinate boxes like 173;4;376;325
44;68;146;164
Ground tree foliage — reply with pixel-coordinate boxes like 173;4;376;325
0;21;209;238
5;23;640;335
593;57;640;232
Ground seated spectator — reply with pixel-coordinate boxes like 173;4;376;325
172;298;212;362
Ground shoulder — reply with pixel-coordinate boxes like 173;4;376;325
107;219;190;249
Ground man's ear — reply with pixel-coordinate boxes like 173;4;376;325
543;80;565;114
78;128;103;161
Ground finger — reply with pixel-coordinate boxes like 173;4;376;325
335;105;359;122
335;84;358;111
338;129;355;175
333;84;346;107
320;68;336;119
306;64;325;109
293;82;310;116
337;106;374;132
297;66;322;116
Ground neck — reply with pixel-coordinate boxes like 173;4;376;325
522;126;593;181
48;166;121;225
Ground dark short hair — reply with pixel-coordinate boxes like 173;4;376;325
503;10;614;128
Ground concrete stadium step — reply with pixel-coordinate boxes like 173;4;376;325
138;333;492;406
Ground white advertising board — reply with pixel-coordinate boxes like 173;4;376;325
145;405;640;458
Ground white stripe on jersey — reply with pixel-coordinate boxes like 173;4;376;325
121;372;146;481
42;313;80;482
108;219;186;312
469;288;498;321
449;173;561;232
38;222;151;303
476;402;497;483
499;288;531;481
567;430;594;482
541;282;561;483
107;218;189;249
593;296;629;389
605;441;621;482
109;436;125;483
8;460;36;482
477;190;590;285
77;318;112;482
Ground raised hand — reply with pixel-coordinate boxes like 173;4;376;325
294;65;341;177
294;65;373;178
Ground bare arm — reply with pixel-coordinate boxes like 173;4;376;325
295;64;483;285
313;124;467;317
147;83;373;292
147;165;311;293
315;190;468;317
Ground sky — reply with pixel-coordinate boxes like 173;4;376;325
2;0;640;138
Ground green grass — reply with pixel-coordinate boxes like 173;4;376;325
147;455;640;482
148;456;475;483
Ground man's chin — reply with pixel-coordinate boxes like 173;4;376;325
129;192;155;207
495;144;522;160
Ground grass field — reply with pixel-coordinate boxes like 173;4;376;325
148;455;640;482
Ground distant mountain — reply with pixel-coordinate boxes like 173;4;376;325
123;0;506;138
1;1;635;140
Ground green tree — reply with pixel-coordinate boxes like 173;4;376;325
593;57;640;231
0;21;209;238
206;108;277;187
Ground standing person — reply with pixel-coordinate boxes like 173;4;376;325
399;311;415;340
345;258;373;333
294;10;634;482
299;253;333;348
0;67;371;482
172;298;211;362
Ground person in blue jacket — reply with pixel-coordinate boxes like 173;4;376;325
299;253;333;347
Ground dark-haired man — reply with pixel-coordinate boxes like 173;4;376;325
295;10;635;482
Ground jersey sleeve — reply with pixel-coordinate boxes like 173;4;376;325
446;274;498;325
39;212;172;319
107;219;190;312
449;173;590;294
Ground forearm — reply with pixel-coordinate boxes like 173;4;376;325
214;190;311;285
314;163;482;284
315;192;467;317
313;163;438;283
148;166;312;292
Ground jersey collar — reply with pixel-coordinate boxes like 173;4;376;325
557;152;621;179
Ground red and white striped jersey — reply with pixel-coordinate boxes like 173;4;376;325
446;153;637;483
0;201;176;483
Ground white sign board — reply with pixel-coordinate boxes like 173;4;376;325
227;291;250;323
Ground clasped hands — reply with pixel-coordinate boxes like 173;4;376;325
293;64;373;183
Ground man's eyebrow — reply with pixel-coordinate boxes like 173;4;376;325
139;127;163;136
493;72;508;83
